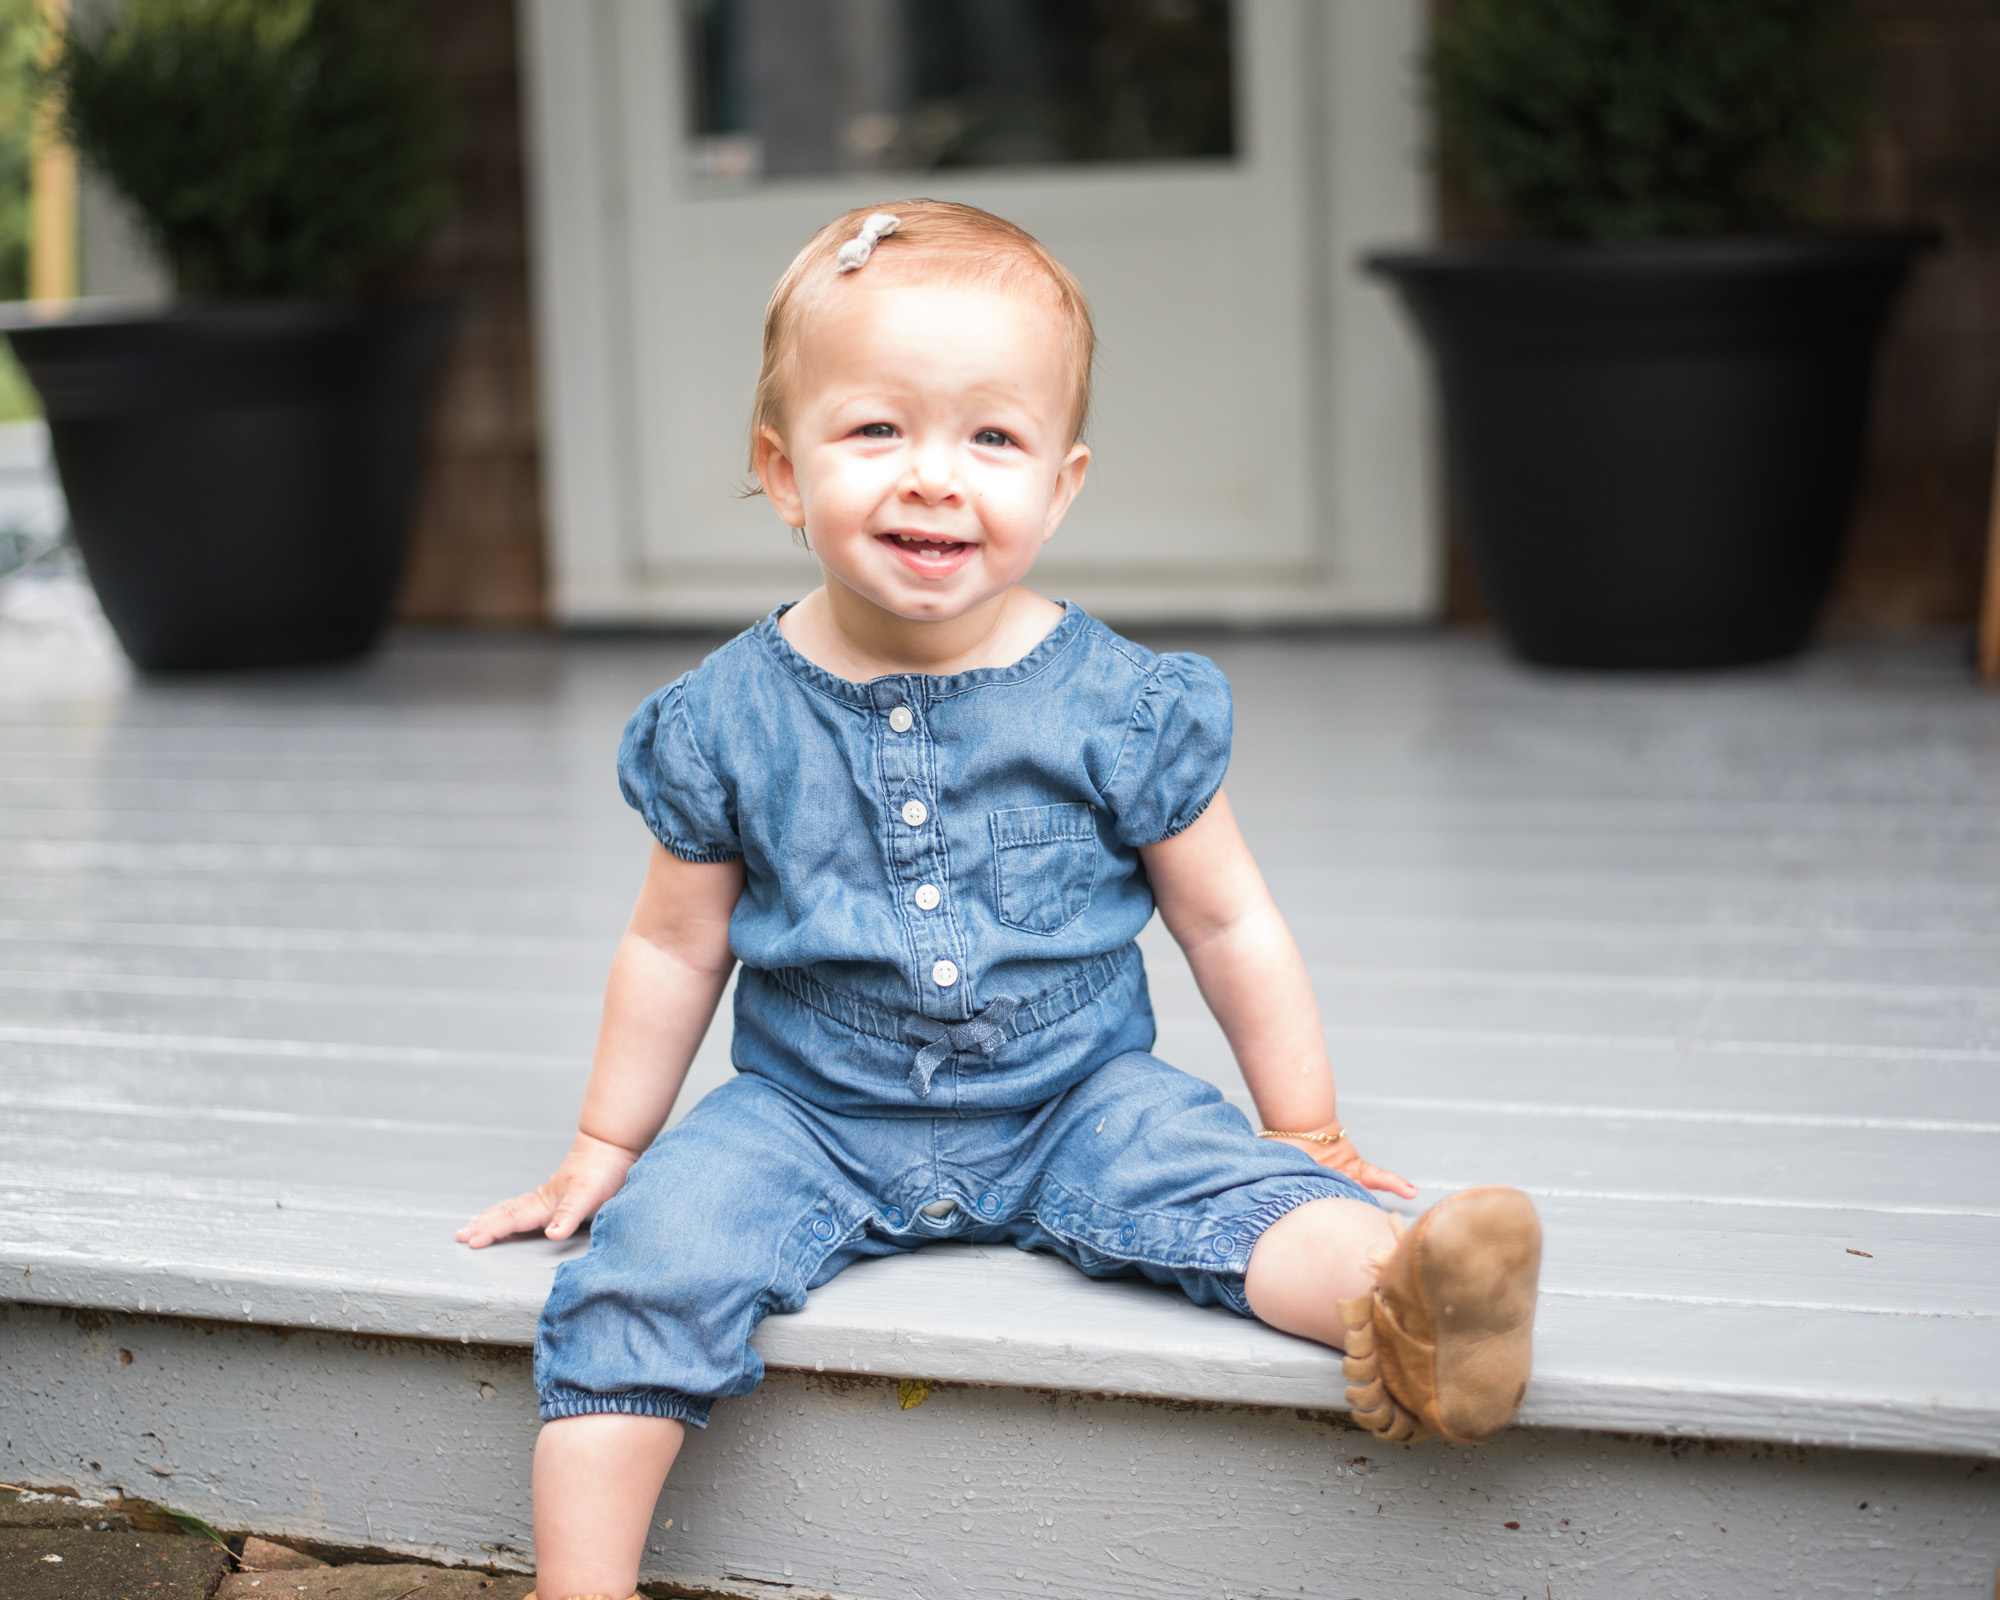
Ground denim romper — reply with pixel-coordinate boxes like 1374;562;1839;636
535;602;1374;1425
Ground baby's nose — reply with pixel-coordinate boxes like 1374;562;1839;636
905;441;958;502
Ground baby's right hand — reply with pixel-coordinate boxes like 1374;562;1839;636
456;1131;641;1249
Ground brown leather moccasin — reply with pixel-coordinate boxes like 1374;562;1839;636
1335;1185;1542;1446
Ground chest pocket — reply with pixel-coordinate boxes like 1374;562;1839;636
990;803;1099;935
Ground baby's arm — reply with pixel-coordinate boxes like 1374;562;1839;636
457;842;746;1247
1141;790;1417;1199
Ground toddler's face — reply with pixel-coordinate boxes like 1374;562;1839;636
756;273;1089;624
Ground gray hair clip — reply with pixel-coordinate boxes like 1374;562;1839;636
835;212;901;273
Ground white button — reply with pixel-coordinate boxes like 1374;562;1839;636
901;799;928;827
931;959;959;988
914;883;941;911
888;705;914;733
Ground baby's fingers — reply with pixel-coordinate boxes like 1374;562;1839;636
544;1195;588;1241
1357;1160;1418;1199
456;1190;553;1249
544;1173;623;1240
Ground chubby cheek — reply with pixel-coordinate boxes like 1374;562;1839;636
799;452;899;528
985;476;1063;547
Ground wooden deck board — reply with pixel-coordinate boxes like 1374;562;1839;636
3;627;1996;1457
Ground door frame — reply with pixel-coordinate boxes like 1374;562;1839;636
516;0;1438;626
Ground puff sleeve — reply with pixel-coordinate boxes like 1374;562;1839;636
1103;651;1233;847
616;680;742;863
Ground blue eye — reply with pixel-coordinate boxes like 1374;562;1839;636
973;428;1014;448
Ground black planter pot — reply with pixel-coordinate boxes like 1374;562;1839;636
1366;233;1935;669
5;297;459;671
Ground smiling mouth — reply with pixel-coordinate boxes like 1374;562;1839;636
881;532;970;556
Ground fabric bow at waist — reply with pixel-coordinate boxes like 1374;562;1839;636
903;996;1019;1097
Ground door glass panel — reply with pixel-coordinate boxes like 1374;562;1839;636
684;0;1236;183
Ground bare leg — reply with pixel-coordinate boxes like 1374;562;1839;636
532;1413;685;1599
1243;1196;1399;1346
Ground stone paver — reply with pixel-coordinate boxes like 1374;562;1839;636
0;1525;231;1599
218;1566;533;1600
2;1490;535;1600
241;1535;328;1571
0;1486;135;1530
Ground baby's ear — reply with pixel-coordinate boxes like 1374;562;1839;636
753;425;806;526
1044;440;1091;538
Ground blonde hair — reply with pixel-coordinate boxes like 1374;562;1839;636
749;199;1096;473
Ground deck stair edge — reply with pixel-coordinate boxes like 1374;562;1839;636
7;1232;1996;1460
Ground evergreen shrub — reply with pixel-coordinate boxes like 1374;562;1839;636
1430;0;1872;239
0;0;39;302
51;0;449;296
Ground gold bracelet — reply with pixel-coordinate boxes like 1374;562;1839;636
1257;1126;1347;1147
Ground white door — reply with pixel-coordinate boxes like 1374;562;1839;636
521;0;1435;625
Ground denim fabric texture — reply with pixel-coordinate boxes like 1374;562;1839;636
537;1053;1376;1425
537;604;1376;1424
617;601;1234;1114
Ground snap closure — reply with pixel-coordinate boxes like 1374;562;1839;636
1119;1223;1137;1246
914;883;941;911
888;705;914;733
883;1205;905;1228
931;958;959;988
978;1192;999;1216
901;799;928;827
811;1217;835;1241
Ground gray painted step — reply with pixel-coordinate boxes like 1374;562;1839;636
3;626;1996;1463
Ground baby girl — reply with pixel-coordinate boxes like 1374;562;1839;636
460;200;1542;1600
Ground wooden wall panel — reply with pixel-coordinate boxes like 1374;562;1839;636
1826;0;2000;634
388;0;547;628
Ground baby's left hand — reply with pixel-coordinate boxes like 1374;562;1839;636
1271;1125;1418;1200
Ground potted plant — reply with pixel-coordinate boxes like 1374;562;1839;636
3;0;454;671
1367;0;1936;669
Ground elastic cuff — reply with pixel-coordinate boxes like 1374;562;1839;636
1149;783;1223;845
656;837;743;866
1212;1177;1381;1316
539;1391;713;1428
